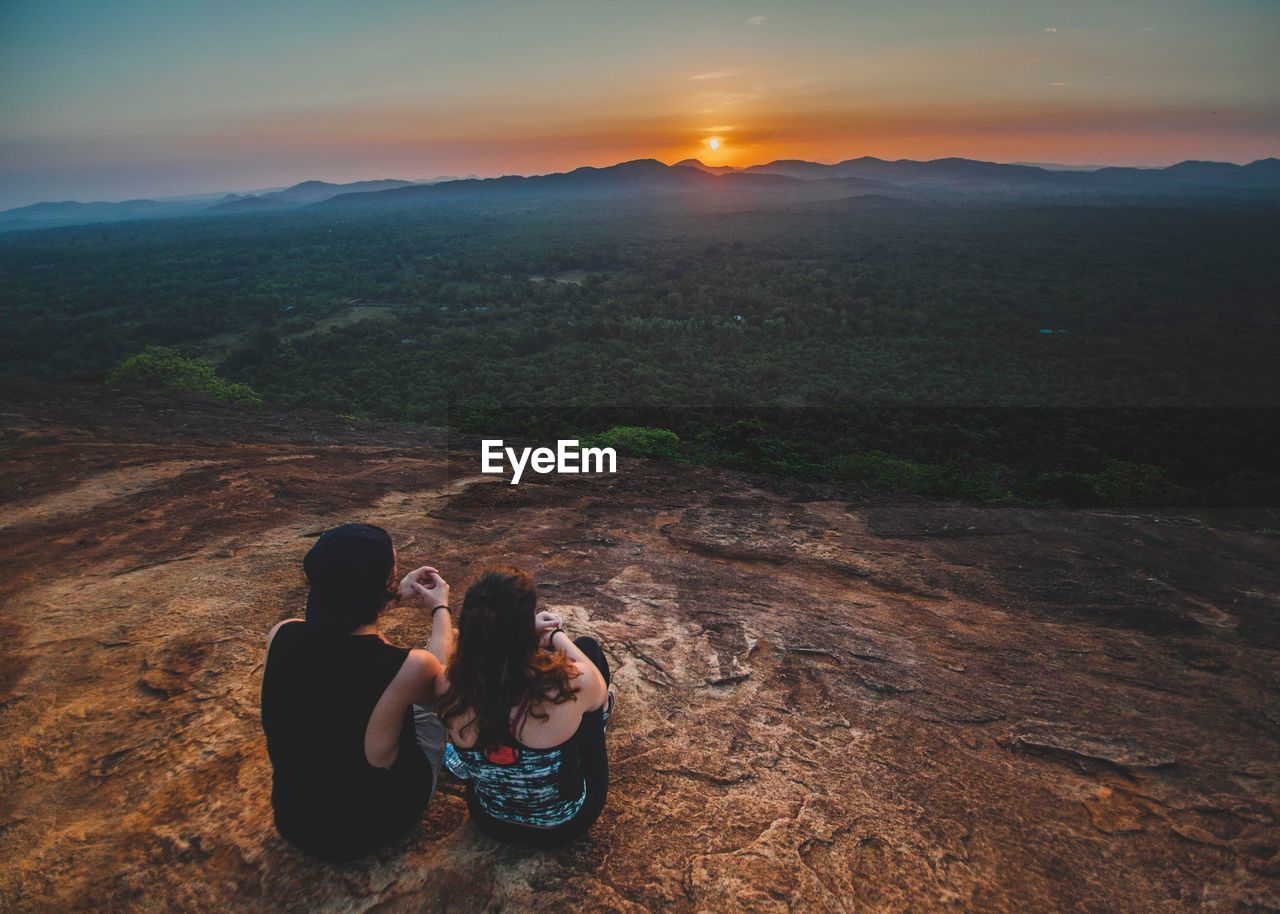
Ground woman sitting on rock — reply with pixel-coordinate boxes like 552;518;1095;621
260;523;454;861
436;566;615;847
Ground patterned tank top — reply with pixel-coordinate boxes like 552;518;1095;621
443;698;586;827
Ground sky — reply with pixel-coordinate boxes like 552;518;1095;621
1;0;1277;209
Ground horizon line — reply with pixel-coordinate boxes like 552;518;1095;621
5;151;1278;210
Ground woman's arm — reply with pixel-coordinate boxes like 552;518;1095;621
427;603;455;667
395;566;454;702
547;629;607;709
366;649;442;767
403;566;454;665
423;604;454;701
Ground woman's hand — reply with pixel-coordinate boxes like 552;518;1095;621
403;566;449;609
535;610;563;647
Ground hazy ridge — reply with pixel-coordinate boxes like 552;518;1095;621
4;155;1278;232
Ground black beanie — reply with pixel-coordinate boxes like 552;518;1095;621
303;523;395;635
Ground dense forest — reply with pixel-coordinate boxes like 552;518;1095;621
2;193;1278;507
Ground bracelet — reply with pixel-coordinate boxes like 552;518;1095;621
432;604;449;615
545;627;566;646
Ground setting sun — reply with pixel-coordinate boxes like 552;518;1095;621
707;137;721;150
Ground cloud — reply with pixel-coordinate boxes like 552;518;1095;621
1044;26;1057;32
747;16;765;26
1051;81;1070;87
696;92;757;111
691;70;737;81
1139;26;1157;32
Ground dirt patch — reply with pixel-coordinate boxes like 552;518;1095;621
0;460;217;530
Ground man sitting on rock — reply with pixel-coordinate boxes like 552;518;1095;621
260;523;454;861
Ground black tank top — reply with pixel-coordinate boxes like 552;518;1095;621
260;621;432;860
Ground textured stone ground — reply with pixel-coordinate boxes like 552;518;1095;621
1;384;1278;913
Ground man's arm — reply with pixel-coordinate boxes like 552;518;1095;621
265;617;303;652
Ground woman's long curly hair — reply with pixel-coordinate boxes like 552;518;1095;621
437;567;580;751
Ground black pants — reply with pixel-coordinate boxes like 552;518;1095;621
468;636;611;848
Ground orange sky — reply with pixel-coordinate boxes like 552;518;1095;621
2;0;1277;206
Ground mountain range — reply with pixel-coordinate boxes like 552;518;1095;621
3;155;1277;231
208;178;427;212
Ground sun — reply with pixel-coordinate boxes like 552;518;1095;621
707;137;721;150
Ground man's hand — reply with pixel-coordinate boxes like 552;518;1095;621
402;566;449;608
398;566;430;602
535;610;563;646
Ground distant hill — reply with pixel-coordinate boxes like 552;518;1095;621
747;156;1059;184
673;158;741;175
1012;161;1108;171
746;155;1280;191
740;159;849;181
318;160;909;212
0;198;197;230
5;156;1279;232
206;196;283;213
206;178;417;212
1089;157;1280;189
317;159;803;208
0;178;422;230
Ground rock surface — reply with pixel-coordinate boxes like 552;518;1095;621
1;384;1278;913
